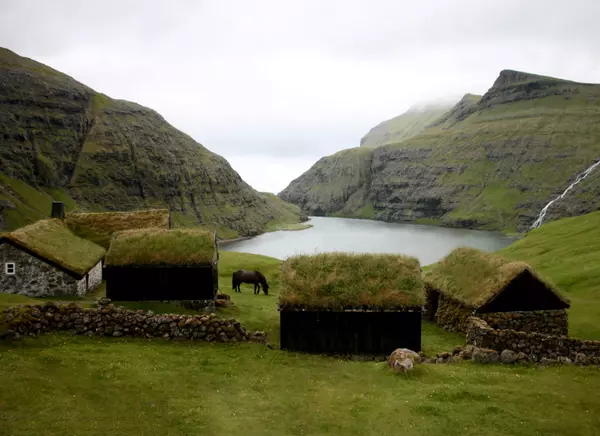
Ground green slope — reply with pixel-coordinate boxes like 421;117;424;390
0;47;305;236
360;102;456;148
280;70;600;232
499;210;600;339
2;251;600;435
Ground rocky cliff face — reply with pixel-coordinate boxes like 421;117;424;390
0;47;305;236
360;103;453;148
280;70;600;232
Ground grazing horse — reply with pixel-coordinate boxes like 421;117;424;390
232;270;269;295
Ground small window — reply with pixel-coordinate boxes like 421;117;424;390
5;263;15;275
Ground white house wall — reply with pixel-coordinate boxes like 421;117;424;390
86;261;103;292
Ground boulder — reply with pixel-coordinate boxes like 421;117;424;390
387;348;421;373
500;349;518;364
472;348;499;364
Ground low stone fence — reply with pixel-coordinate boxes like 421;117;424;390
481;310;567;336
1;299;267;343
466;316;600;365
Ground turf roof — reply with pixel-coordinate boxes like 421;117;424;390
279;252;425;311
423;247;570;309
65;209;170;249
0;219;106;277
105;228;216;267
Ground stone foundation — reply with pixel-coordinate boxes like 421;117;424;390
481;310;568;336
1;299;267;344
466;316;600;364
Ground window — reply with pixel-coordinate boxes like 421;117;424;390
5;263;15;275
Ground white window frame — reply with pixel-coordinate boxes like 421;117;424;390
5;262;16;275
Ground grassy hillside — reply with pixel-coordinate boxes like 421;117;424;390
2;250;600;435
499;210;600;339
0;47;305;236
359;102;454;148
280;70;600;232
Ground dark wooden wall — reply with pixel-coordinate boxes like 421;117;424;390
105;265;217;301
479;270;569;313
280;310;422;354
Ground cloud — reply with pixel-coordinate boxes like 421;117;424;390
1;0;599;192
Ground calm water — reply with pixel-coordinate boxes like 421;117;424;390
221;217;516;266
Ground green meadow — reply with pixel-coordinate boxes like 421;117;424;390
2;211;600;435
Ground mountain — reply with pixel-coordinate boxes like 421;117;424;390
279;70;600;233
360;102;456;148
0;47;305;236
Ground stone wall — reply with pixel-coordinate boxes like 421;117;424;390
1;243;80;297
434;294;474;332
466;316;600;364
1;299;267;344
86;261;103;292
481;310;568;336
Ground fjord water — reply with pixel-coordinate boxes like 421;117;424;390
221;217;516;266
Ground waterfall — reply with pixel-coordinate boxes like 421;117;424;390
531;159;600;229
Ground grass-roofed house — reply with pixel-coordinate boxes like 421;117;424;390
423;247;570;335
279;252;425;355
104;228;219;303
0;219;106;297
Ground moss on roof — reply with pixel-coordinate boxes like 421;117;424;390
105;228;216;267
65;209;170;249
1;219;106;277
423;247;569;309
279;252;425;311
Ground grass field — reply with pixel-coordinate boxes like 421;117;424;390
499;210;600;339
2;233;600;434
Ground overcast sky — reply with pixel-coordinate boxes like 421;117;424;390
2;0;600;193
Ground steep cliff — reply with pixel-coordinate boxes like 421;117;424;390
360;103;453;148
0;47;305;236
280;70;600;232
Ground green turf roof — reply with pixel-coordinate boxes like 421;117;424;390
423;247;569;309
0;219;106;277
65;209;170;249
105;228;216;267
279;252;425;310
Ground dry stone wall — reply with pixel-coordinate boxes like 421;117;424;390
481;310;568;336
434;294;474;332
466;316;600;365
0;243;81;297
1;299;267;344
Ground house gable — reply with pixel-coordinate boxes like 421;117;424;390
478;270;570;313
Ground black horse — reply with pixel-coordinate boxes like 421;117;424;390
232;270;269;295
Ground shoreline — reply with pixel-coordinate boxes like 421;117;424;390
218;236;253;246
